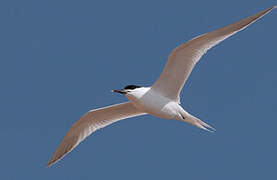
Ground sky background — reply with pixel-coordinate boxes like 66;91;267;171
0;0;276;179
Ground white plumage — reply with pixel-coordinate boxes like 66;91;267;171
48;6;276;167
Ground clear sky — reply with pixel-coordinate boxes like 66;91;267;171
0;0;276;179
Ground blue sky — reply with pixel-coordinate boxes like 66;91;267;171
0;0;276;179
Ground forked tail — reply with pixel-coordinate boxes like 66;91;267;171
180;111;216;132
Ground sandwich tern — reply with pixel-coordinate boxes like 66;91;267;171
47;6;276;166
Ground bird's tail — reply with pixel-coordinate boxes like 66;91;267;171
180;111;216;132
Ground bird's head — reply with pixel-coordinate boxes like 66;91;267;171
112;85;142;94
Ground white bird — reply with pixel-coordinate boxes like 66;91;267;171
47;6;276;167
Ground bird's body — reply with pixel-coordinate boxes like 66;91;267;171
47;6;276;167
125;86;214;130
125;87;181;120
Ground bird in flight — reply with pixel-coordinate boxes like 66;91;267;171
47;6;276;167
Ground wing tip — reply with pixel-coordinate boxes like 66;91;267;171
264;5;277;16
47;133;81;167
46;154;62;167
46;160;55;168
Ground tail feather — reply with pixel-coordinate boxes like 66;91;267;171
183;113;216;132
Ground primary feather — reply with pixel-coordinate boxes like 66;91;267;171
152;6;276;102
47;102;145;167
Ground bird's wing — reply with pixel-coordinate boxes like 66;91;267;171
152;6;276;102
47;102;146;167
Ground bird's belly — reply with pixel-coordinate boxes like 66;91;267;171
146;104;177;119
129;94;179;120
